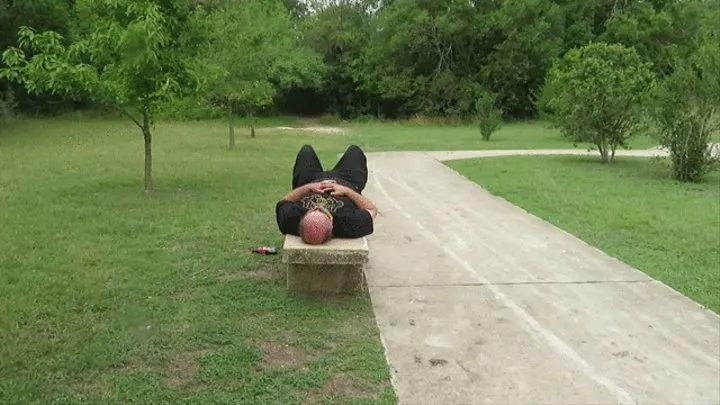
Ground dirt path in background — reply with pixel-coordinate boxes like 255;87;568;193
271;116;346;134
362;147;719;404
273;126;345;134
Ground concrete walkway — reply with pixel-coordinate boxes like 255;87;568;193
361;148;720;405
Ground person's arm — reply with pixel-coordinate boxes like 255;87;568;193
280;184;313;202
276;199;305;235
280;180;335;202
331;185;378;218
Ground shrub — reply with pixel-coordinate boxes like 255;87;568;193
475;90;503;141
649;39;720;182
538;42;655;163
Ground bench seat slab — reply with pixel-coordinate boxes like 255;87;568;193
283;235;369;294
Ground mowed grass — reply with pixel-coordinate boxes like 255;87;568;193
0;116;673;404
0;118;398;405
341;120;657;152
446;155;720;313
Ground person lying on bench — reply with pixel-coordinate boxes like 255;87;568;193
276;144;377;245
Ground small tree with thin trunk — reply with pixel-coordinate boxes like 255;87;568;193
202;0;323;149
538;42;655;163
0;0;204;192
475;89;503;141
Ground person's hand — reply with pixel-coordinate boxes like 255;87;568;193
319;180;336;189
307;180;336;193
328;183;353;197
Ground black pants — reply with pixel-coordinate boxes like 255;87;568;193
292;144;368;193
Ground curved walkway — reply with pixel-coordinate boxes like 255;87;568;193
361;147;719;405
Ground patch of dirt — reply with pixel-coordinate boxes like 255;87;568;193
73;376;112;399
117;357;151;373
257;341;306;369
304;373;374;403
116;348;216;391
163;348;215;391
170;287;193;298
272;126;345;134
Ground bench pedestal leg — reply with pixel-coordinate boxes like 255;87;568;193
287;264;365;294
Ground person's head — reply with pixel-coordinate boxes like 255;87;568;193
299;207;333;245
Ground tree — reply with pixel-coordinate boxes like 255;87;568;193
0;0;77;115
355;0;483;119
475;89;503;141
0;87;16;131
350;0;567;119
538;42;655;163
649;37;720;182
601;0;710;77
202;0;323;148
480;0;565;118
0;0;205;192
296;0;374;118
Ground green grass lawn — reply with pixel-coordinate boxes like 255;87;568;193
341;120;657;152
0;118;398;405
446;155;720;313
0;116;682;404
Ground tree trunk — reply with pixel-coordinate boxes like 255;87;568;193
610;143;617;162
142;110;153;193
249;111;255;138
228;105;235;150
597;142;609;164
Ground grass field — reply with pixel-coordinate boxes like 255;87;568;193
341;120;658;152
446;155;720;313
0;116;711;403
0;118;401;405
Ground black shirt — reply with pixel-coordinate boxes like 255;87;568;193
275;192;374;238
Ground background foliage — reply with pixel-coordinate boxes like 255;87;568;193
1;0;717;122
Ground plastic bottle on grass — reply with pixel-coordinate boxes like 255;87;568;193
251;246;278;255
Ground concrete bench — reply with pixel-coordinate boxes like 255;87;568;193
282;235;369;294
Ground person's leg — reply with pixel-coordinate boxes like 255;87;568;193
330;145;368;192
292;144;324;189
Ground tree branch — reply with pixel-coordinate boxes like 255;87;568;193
119;107;142;129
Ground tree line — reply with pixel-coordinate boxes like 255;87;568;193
1;0;718;189
2;0;717;120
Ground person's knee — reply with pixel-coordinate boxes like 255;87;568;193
346;145;366;159
298;144;315;154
